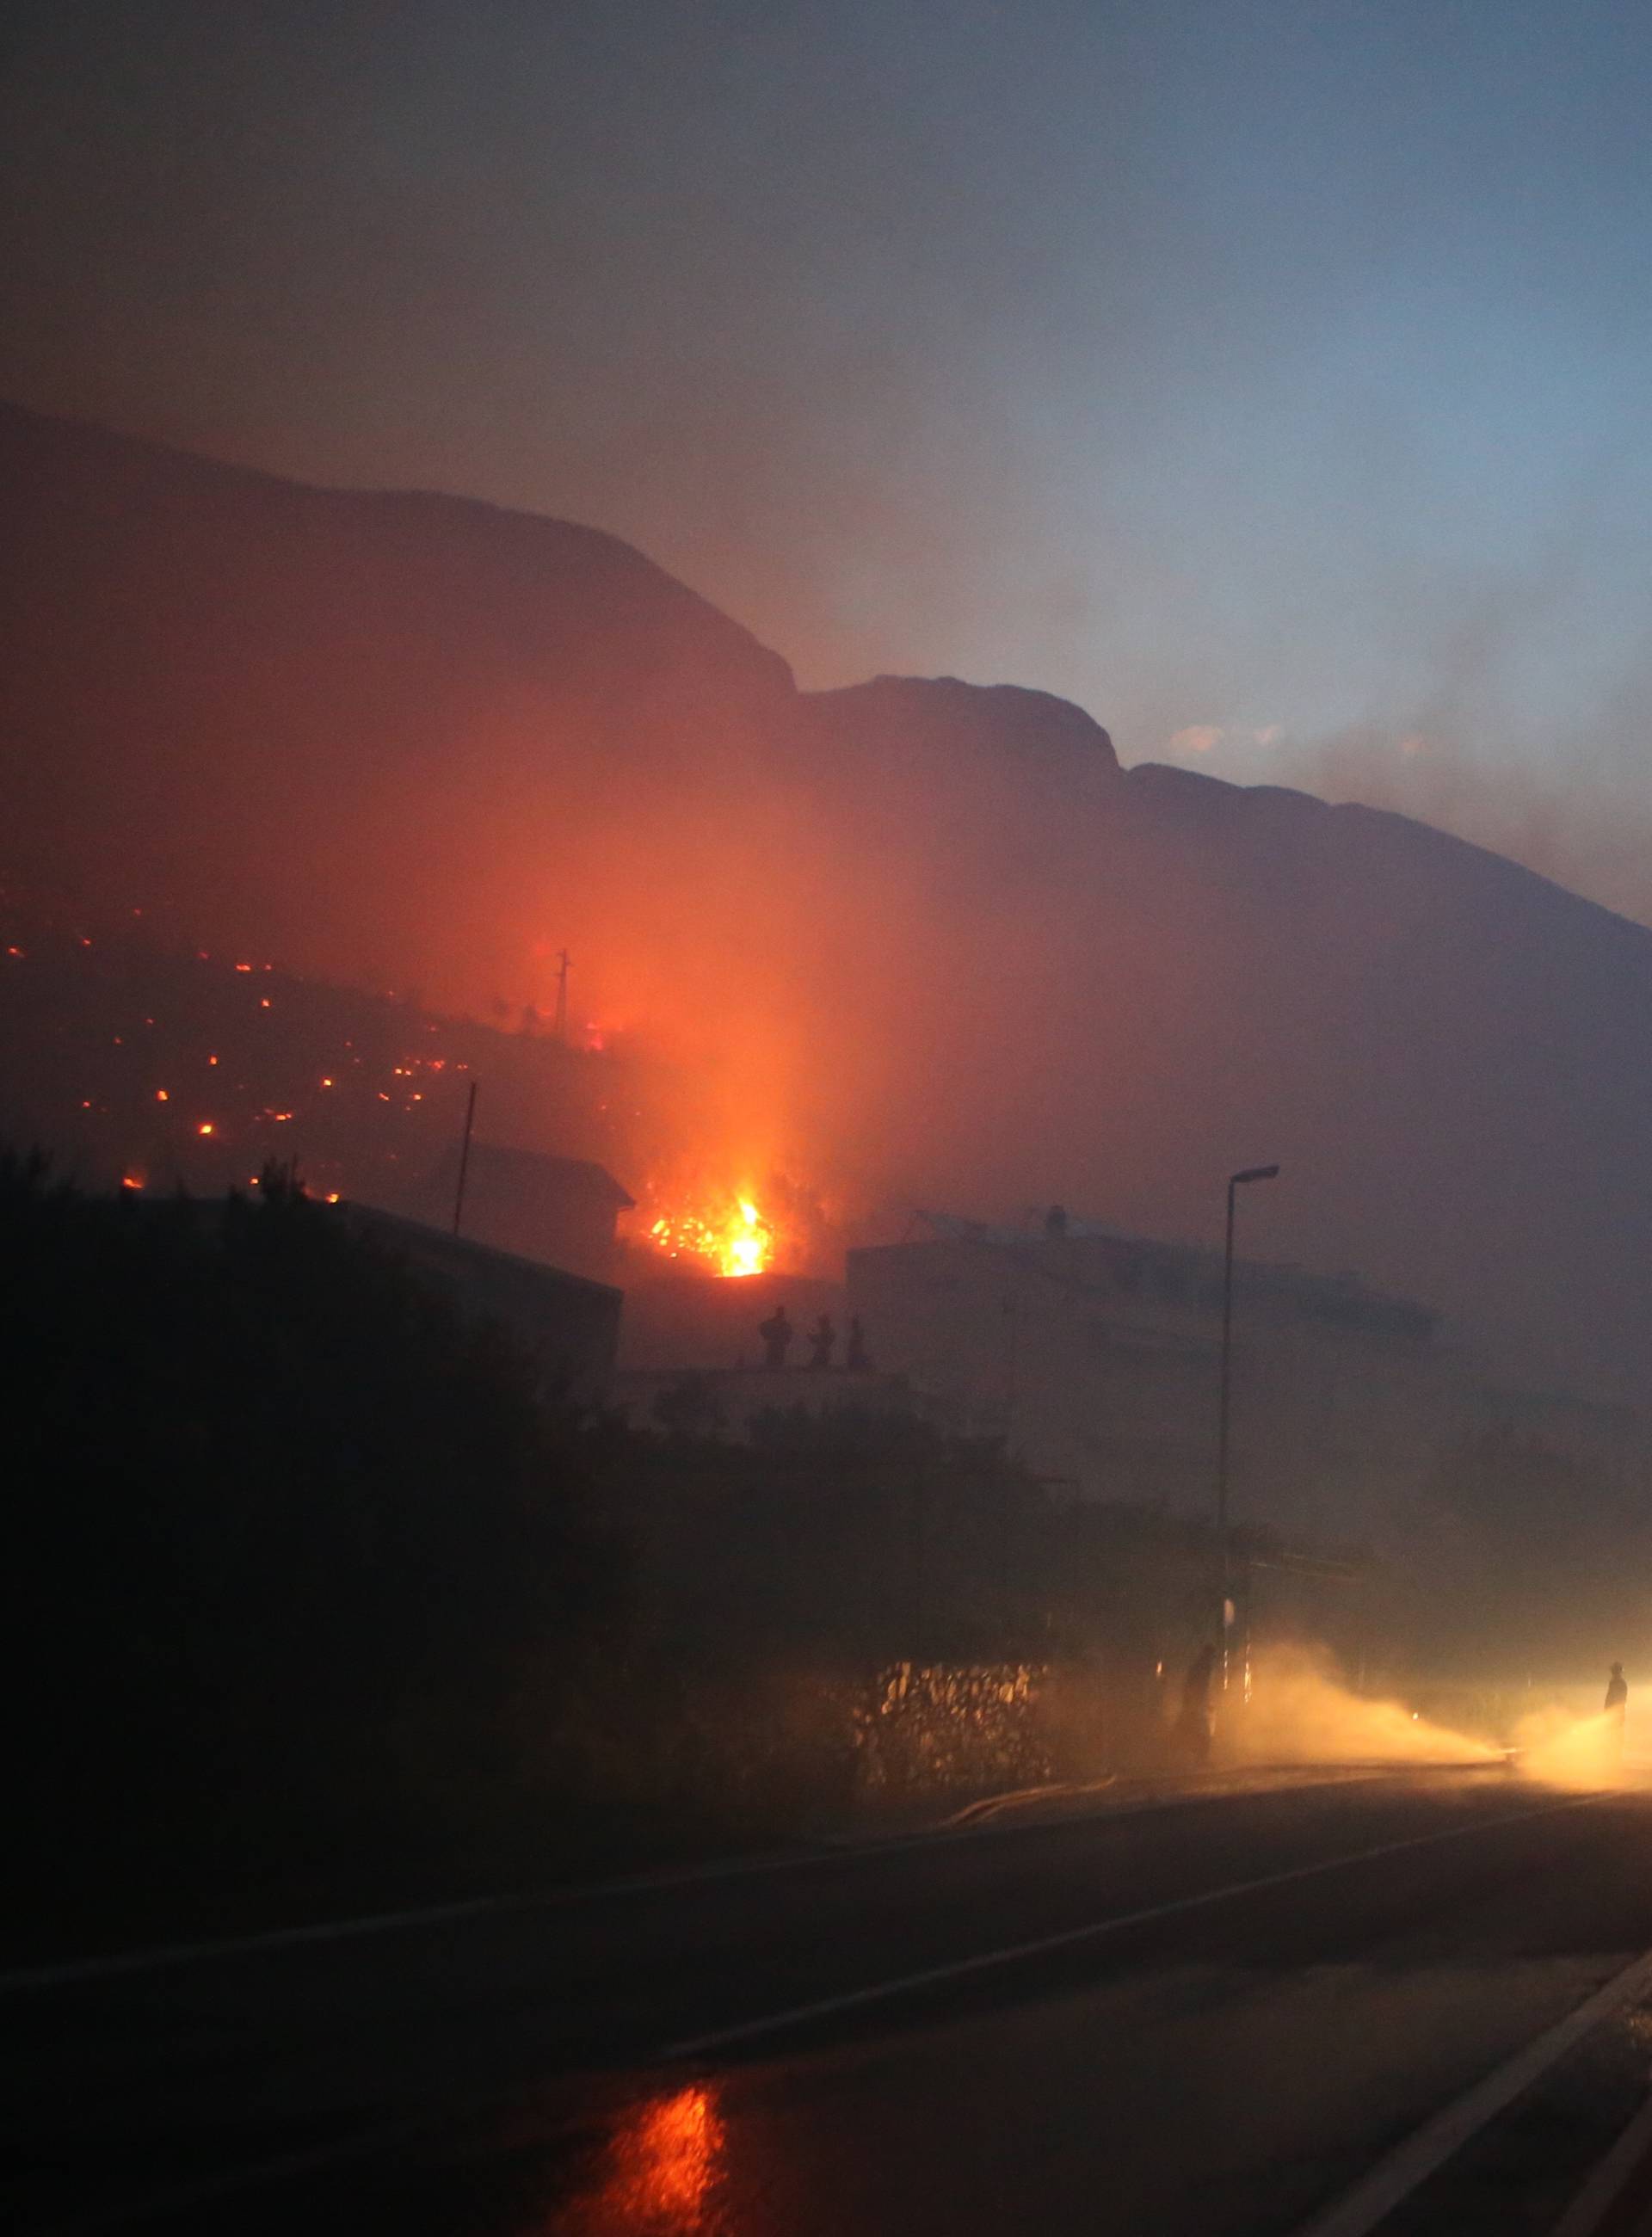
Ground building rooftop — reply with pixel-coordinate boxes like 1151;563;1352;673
340;1199;625;1303
432;1141;636;1207
866;1212;1438;1346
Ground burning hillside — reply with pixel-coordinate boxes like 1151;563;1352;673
0;894;848;1288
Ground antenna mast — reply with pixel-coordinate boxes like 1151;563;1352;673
452;1078;479;1236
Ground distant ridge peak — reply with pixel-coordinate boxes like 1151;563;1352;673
805;672;1117;769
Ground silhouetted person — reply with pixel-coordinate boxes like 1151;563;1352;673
846;1315;871;1371
807;1312;835;1370
1606;1662;1628;1770
759;1303;793;1371
1176;1644;1216;1765
1045;1203;1069;1241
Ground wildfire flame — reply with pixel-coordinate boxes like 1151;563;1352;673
648;1193;773;1278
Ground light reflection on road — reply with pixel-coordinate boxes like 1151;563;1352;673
547;2081;732;2234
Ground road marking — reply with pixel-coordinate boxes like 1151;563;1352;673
20;1790;1625;2232
47;2120;416;2237
0;1764;1450;1994
1550;2084;1652;2237
658;1790;1606;2059
0;1892;511;1993
1290;1944;1652;2237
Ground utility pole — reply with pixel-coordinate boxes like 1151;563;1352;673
452;1079;479;1236
553;949;570;1044
1217;1164;1279;1689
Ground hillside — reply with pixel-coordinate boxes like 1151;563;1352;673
4;399;1651;1396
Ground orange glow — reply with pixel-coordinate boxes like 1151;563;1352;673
196;1121;214;1137
120;1173;144;1191
208;1054;218;1065
648;1191;774;1278
155;1088;169;1102
577;2084;724;2230
325;1191;341;1203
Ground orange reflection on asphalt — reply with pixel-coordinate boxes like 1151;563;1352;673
556;2083;726;2234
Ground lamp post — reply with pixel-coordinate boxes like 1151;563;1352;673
1217;1163;1279;1687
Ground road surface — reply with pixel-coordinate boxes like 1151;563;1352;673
10;1766;1652;2234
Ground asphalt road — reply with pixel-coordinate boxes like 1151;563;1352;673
11;1766;1652;2236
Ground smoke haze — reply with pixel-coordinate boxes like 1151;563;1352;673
1229;1648;1494;1772
6;2;1652;812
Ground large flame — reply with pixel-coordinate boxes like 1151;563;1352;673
648;1192;774;1278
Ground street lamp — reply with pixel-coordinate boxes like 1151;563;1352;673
1217;1163;1279;1686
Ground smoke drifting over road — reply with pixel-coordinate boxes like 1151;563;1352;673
1230;1648;1495;1770
1513;1704;1630;1792
1227;1648;1634;1794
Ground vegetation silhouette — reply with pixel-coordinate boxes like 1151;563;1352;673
5;1152;614;1946
14;1149;1630;1959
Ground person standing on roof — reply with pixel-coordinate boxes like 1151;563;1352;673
759;1303;793;1371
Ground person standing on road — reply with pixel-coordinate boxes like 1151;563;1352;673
1176;1645;1216;1766
1606;1662;1628;1771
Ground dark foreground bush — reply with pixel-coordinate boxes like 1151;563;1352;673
3;1155;617;1950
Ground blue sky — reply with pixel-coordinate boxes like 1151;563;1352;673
3;0;1650;820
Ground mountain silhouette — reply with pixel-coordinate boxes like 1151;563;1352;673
3;397;1649;1398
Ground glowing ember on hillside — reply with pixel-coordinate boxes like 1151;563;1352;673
648;1192;774;1278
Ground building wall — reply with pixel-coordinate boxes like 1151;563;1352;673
342;1202;623;1405
423;1145;633;1284
848;1231;1460;1550
615;1269;848;1371
613;1363;927;1440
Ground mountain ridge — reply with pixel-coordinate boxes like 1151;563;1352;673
4;397;1650;1400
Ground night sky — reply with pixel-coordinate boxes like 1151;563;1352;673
5;1;1651;892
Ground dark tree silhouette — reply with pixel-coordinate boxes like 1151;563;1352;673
3;1154;613;1944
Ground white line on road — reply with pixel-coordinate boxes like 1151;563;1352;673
21;1789;1623;2233
0;1764;1440;1995
657;1790;1606;2060
1550;2083;1652;2237
1289;1943;1652;2237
